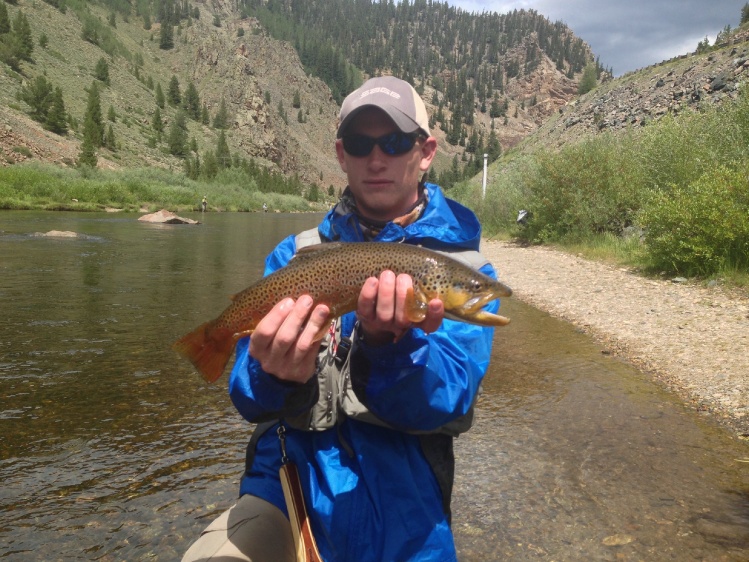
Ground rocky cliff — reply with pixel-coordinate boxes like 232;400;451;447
528;29;749;151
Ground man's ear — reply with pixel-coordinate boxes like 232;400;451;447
419;137;438;173
335;139;347;173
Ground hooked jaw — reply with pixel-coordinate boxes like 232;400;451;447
408;285;512;327
444;290;511;326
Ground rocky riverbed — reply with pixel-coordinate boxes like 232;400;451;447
482;239;749;439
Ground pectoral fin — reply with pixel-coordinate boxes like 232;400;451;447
404;287;428;323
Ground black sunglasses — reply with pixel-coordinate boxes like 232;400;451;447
341;132;423;157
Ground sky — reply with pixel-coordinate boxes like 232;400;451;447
447;0;743;76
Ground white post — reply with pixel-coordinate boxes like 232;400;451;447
482;153;488;199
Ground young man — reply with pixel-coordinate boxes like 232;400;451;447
183;76;502;562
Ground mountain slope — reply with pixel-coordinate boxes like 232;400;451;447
0;0;594;189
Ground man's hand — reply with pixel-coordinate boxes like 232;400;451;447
249;295;330;383
356;270;444;346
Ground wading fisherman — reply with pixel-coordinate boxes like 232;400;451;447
182;76;504;562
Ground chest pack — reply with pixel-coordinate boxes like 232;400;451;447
282;228;489;437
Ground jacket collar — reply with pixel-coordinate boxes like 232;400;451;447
318;183;482;251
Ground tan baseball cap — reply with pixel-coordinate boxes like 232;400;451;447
337;76;430;138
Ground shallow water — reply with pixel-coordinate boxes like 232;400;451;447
1;211;747;561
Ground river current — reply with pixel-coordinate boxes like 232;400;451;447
1;211;747;561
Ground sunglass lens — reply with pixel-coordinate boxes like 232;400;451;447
343;133;417;157
380;133;416;155
342;135;375;157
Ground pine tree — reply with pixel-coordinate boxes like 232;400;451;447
78;102;100;168
81;17;99;46
18;75;53;123
167;110;188;157
183;81;201;120
486;129;501;163
45;86;67;135
83;81;104;147
0;38;21;72
152;106;163;133
78;130;97;167
200;102;209;125
167;75;181;107
94;57;110;85
201;150;218;179
105;124;116;150
215;129;230;168
0;2;10;35
212;98;227;129
12;11;33;61
159;1;174;50
155;83;165;109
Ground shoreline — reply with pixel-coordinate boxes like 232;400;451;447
481;239;749;440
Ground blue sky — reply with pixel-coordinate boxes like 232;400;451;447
448;0;743;76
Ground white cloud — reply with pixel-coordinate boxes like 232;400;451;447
447;0;741;75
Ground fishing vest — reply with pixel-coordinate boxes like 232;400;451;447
282;228;490;438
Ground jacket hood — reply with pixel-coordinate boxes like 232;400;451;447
317;183;482;251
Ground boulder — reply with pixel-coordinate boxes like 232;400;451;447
138;209;200;225
37;230;79;238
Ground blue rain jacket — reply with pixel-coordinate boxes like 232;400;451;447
229;183;501;562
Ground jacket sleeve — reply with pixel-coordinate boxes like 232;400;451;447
349;262;499;433
228;235;320;423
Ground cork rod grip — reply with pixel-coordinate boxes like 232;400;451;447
279;462;324;562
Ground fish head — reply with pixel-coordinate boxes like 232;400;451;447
434;269;513;327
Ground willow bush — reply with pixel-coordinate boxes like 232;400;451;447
521;134;645;242
465;85;749;277
639;166;749;276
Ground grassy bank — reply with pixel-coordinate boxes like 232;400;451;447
0;164;327;213
454;85;749;287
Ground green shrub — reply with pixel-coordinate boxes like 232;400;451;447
638;166;749;276
520;134;644;242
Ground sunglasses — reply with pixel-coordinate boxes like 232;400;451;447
341;132;423;157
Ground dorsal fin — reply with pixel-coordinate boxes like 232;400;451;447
293;242;343;260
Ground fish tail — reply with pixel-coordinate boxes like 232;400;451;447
172;322;236;383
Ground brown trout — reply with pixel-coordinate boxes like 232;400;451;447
173;242;512;383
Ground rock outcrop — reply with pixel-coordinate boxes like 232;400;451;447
531;29;749;149
138;210;200;225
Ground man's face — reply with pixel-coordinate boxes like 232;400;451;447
335;108;436;223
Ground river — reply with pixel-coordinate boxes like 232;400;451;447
1;211;747;561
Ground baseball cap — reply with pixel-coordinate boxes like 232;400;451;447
337;76;431;138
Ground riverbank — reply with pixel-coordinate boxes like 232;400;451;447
481;239;749;439
0;163;329;213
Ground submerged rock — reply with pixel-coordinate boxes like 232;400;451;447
36;230;79;238
138;210;200;225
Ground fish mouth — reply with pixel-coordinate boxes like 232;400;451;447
442;287;513;326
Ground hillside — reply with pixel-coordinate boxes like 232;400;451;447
522;28;749;153
0;0;592;191
0;1;346;188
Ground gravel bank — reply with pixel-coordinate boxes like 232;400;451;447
481;239;749;438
